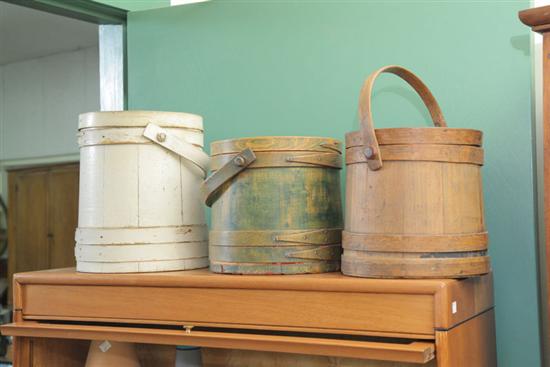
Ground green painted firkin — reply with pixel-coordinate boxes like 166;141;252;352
203;136;343;274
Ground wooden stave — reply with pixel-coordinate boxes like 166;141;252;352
211;168;343;235
343;66;488;279
344;161;485;235
209;138;343;275
346;128;482;148
77;112;208;274
343;153;486;279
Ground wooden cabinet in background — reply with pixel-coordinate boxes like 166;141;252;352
7;163;79;302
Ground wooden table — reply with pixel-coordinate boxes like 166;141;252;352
0;268;496;366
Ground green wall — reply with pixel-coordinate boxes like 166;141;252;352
92;0;170;11
127;1;540;365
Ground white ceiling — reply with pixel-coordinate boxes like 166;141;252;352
0;1;99;66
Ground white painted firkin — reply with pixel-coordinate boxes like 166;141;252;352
75;111;209;273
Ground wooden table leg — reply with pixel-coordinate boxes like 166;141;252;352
435;309;497;367
12;337;31;367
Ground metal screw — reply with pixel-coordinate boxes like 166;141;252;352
156;132;167;142
234;156;246;166
364;146;375;159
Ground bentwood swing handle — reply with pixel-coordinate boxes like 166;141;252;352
359;65;447;170
202;148;257;207
144;123;210;177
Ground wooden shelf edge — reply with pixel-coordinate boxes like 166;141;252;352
519;5;550;29
0;322;435;364
12;267;491;296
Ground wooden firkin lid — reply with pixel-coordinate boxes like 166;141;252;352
346;127;482;148
79;110;203;130
211;136;342;156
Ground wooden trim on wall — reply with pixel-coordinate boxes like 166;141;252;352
519;6;550;365
0;0;127;24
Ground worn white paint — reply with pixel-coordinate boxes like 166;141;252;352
76;111;208;273
76;224;207;244
77;257;208;273
143;123;210;177
75;242;208;262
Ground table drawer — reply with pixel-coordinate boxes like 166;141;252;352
22;284;435;336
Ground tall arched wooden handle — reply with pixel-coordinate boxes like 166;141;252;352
359;65;447;170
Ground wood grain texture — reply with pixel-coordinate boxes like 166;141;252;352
7;164;79;304
78;126;204;147
346;128;482;147
203;148;256;206
344;66;487;278
357;66;447;170
211;151;342;169
85;340;140;367
344;142;486;279
23;337;89;367
435;309;497;367
343;159;488;278
342;253;490;279
3;269;495;366
12;336;31;367
211;136;341;155
2;322;435;363
345;144;484;165
519;5;550;28
48;165;79;270
76;111;208;273
12;268;493;332
342;232;488;252
202;348;437;367
209;136;343;274
9;169;49;277
6;315;495;366
21;284;435;335
9;338;174;367
433;272;493;330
